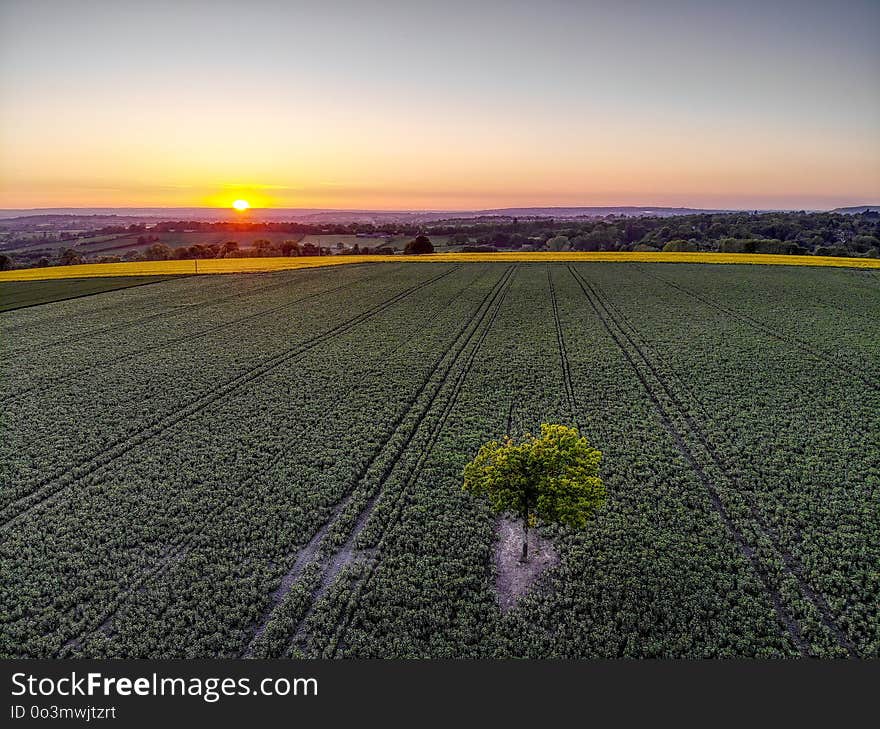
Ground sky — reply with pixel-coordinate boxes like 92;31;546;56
0;0;878;211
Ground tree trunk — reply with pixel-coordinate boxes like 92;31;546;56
520;509;529;563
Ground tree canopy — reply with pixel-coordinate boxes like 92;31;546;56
404;234;434;254
546;235;571;252
463;423;605;561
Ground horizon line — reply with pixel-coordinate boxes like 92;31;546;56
2;203;877;215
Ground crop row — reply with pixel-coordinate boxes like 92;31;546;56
1;264;501;657
579;263;878;655
2;261;877;658
292;266;798;657
0;264;454;509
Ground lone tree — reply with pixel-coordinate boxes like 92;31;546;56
404;234;434;254
58;248;82;266
463;424;605;562
144;243;173;261
546;235;571;252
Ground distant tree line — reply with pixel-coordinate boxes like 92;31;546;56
90;221;412;236
38;239;403;267
3;211;879;270
3;236;417;269
425;210;880;258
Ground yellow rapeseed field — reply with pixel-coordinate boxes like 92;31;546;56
1;251;879;282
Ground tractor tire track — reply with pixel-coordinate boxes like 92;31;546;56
239;266;516;657
0;276;183;316
547;265;578;428
2;268;388;404
1;266;460;530
580;267;858;657
58;267;493;656
2;269;342;354
321;267;516;658
635;265;880;392
4;262;383;353
59;453;285;655
66;324;411;655
568;264;810;656
2;284;185;338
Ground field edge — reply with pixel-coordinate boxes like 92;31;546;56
2;251;880;282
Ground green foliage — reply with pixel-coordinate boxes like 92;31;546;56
718;238;804;255
252;239;274;255
662;239;699;252
546;235;571;252
58;248;82;266
280;240;300;256
143;243;173;261
404;235;434;254
7;211;880;270
463;424;604;536
815;245;849;257
851;235;880;253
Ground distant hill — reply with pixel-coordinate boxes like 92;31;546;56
10;203;880;225
3;204;877;224
466;206;734;219
0;205;742;225
829;205;880;214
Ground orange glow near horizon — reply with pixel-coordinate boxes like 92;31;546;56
1;5;878;211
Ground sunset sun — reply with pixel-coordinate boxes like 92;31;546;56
232;199;250;211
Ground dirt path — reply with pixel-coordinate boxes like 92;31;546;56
494;517;558;613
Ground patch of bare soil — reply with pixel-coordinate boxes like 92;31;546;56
494;517;559;613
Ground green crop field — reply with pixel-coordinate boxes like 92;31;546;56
0;276;180;312
1;262;878;658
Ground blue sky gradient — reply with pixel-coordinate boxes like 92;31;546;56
1;0;877;209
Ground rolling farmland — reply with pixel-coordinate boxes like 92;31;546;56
2;250;880;283
1;262;878;659
0;276;179;312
